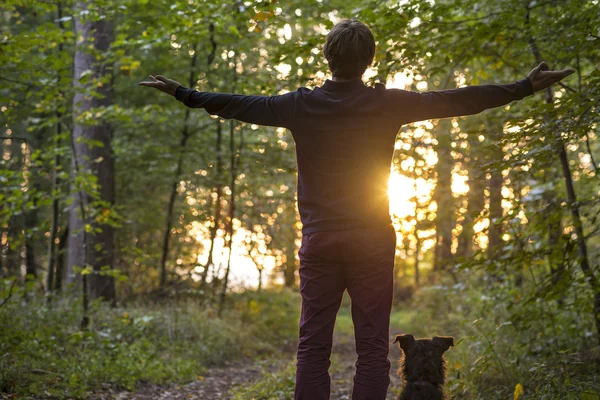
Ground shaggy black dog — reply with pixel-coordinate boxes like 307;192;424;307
394;334;454;400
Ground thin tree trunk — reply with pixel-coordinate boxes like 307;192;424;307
219;105;243;316
24;208;38;279
200;123;223;288
47;1;65;301
55;225;68;292
4;136;23;279
258;268;263;293
200;24;221;289
487;123;505;258
433;119;454;271
414;233;421;286
159;43;198;287
459;134;485;258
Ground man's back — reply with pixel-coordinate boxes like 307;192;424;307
289;78;400;234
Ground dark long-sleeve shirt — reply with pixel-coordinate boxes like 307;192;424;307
175;77;533;234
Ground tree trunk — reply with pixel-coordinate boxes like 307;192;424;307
201;122;224;288
159;44;198;288
433;119;454;271
4;135;23;279
486;122;505;259
258;268;263;293
47;0;65;301
414;234;421;285
5;216;22;279
24;208;38;279
199;23;221;289
68;4;116;302
219;113;243;316
55;225;69;292
459;133;485;258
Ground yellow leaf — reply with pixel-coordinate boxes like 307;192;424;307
254;11;268;21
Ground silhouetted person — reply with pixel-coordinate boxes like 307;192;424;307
141;19;573;400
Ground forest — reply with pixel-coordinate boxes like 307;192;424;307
1;0;599;398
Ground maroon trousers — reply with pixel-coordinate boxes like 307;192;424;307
294;225;396;400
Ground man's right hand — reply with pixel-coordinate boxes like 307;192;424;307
527;61;575;93
139;75;182;96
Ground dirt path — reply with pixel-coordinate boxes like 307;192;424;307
95;331;404;399
329;331;404;399
89;359;286;400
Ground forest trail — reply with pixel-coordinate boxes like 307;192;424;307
329;331;404;399
91;359;284;399
94;330;404;399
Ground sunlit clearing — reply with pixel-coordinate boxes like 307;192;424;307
388;172;415;218
388;171;434;217
187;221;269;289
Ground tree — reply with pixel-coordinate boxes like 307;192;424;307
67;2;116;302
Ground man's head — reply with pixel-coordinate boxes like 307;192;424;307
323;19;375;80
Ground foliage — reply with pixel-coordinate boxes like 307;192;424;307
405;274;600;399
0;282;299;398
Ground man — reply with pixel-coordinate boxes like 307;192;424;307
141;19;573;400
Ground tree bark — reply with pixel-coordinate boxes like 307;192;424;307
67;4;116;302
414;233;421;286
433;119;454;271
55;225;69;292
24;207;38;279
200;128;224;288
200;24;221;289
47;1;65;301
486;122;505;258
219;107;243;316
459;133;485;258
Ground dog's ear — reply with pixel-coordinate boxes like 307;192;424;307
394;334;415;351
432;336;454;352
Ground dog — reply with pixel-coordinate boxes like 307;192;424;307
394;334;454;400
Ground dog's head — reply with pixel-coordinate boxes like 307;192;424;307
394;334;454;387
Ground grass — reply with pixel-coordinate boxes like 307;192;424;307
0;284;300;398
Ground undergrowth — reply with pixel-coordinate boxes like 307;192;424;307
0;282;300;398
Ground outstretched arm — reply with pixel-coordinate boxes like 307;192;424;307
388;62;574;125
139;75;296;128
